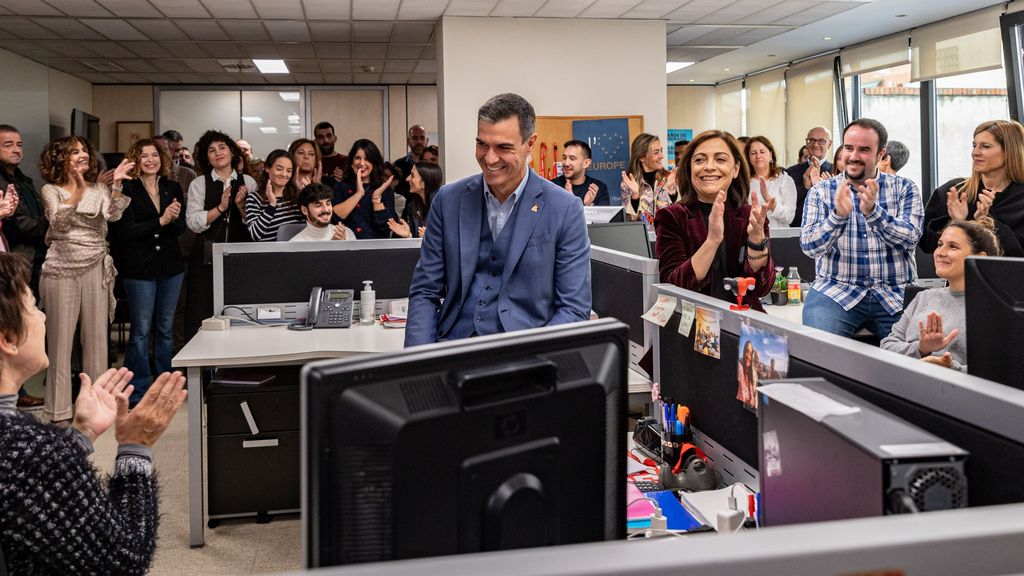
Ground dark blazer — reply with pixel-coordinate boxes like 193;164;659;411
113;177;186;279
332;180;397;239
654;201;774;311
405;170;592;347
921;178;1024;257
786;159;833;227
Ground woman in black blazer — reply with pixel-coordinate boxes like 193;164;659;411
113;138;186;405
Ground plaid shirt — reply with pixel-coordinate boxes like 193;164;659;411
799;171;923;314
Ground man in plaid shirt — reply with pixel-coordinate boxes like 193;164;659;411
800;118;923;339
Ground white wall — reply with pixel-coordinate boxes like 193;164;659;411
438;17;667;181
48;69;93;140
0;49;52;184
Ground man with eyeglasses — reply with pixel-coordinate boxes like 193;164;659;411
787;126;834;226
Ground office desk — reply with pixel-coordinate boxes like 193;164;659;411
763;302;803;325
172;323;405;547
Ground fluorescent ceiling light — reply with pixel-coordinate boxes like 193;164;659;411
666;62;694;74
241;116;264;124
253;59;289;74
259;126;279;134
288;114;300;124
279;91;300;101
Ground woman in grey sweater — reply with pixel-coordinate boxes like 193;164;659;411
881;219;1002;370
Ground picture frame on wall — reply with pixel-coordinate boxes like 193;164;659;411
116;121;153;153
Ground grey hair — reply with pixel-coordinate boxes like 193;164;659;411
478;93;535;143
885;140;909;172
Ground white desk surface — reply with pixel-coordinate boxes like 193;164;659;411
763;302;803;326
172;322;406;368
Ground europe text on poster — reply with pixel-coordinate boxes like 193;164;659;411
737;321;790;410
572;118;630;205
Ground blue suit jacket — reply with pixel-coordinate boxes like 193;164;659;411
405;170;592;347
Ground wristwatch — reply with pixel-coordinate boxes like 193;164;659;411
746;238;769;251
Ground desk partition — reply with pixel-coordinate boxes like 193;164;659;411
652;283;1024;505
590;246;658;377
212;239;421;320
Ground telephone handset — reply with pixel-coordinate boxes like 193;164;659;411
305;287;354;329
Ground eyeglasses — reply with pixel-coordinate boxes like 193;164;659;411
805;138;829;145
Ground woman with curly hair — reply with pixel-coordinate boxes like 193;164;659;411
38;135;133;424
245;149;304;242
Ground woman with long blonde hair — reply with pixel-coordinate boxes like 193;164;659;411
920;119;1024;256
620;133;676;221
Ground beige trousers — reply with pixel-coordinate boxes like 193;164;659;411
41;261;108;422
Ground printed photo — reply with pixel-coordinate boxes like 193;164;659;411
693;307;721;359
737;320;790;410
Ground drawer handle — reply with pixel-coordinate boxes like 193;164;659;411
242;438;279;449
240;401;259;435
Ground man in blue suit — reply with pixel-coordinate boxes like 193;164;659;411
405;93;592;347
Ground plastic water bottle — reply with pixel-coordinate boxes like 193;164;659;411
787;267;802;305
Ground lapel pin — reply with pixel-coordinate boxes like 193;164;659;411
531;203;539;212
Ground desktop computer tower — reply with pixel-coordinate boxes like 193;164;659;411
758;378;967;526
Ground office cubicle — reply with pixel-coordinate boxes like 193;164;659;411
212;239;422;321
652;283;1024;505
590;246;658;378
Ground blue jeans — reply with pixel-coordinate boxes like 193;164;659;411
123;273;184;404
802;288;900;340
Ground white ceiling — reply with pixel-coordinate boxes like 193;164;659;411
0;0;1007;85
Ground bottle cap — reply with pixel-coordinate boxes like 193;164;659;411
362;280;373;290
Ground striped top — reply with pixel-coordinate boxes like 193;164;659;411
244;192;304;242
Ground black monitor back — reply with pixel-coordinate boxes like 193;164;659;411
770;234;816;282
966;256;1024;389
587;222;653;259
590;260;644;347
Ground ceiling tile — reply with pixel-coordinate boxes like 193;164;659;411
104;71;147;82
251;0;302;19
352;72;380;84
200;0;258;18
420;45;436;59
387;43;423;59
284;58;320;73
491;0;545;17
184;59;225;72
45;0;111;17
308;22;350;42
126;19;189;40
414;60;436;73
41;39;99;56
47;58;83;72
351;42;387;59
302;0;350;20
78;40;135;56
407;73;435;84
5;42;52;60
322;73;352;83
667;26;716;46
94;0;162;17
32;17;106;39
158;42;210;58
149;0;211;18
315;42;351;59
773;1;862;26
443;0;500;16
196;42;247;58
0;6;11;14
153;59;194;72
352;0;399;20
172;72;212;83
0;0;62;16
700;0;780;24
319;60;351;72
264;20;310;42
242;42;281;58
735;0;814;25
351;59;384;72
76;71;116;82
392;22;433;43
112;57;159;72
140;72;171;83
396;0;445;20
120;41;174;58
277;42;317;58
79;18;147;40
577;0;641;18
380;72;410;84
727;27;793;45
623;0;687;19
220;20;269;41
384;59;417;73
664;0;721;21
0;17;61;39
351;21;392;42
260;73;292;82
535;0;594;18
666;46;732;61
292;72;323;83
176;19;226;41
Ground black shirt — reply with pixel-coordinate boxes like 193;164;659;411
550;175;610;206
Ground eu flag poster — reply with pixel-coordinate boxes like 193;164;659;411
572;118;630;205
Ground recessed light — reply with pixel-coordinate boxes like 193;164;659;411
823;36;832;41
253;59;289;74
278;92;300;101
259;126;278;134
724;67;730;72
689;79;695;82
666;61;695;74
768;54;776;57
241;116;263;124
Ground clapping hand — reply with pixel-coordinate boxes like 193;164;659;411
233;184;248;213
918;312;959;356
855;178;879;215
72;367;133;443
115;371;187;448
947;184;968;221
707;190;726;244
371;176;393;207
263;179;276;206
804;157;821;189
922;352;954;369
583;182;599;206
0;184;19;218
621;171;640;199
387;217;411;238
975;188;996;220
112;158;135;186
756;176;777;213
747;186;768;243
331;222;348;240
159;199;181;226
313;161;323;185
835;179;854;218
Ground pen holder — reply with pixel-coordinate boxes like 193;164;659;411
661;429;682;469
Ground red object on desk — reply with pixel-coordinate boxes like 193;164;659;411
729;277;757;311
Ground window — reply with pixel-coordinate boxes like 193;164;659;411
858;64;923;191
934;68;1010;188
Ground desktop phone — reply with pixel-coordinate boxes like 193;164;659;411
306;287;354;329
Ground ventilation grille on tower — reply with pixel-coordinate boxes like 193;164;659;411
400;375;453;413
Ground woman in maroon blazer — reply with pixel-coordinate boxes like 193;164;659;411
654;130;774;311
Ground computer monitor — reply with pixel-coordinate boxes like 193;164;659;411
966;255;1024;389
302;319;629;568
587;222;653;259
70;108;100;150
583;206;625;223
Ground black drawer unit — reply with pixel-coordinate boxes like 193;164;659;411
206;366;302;519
